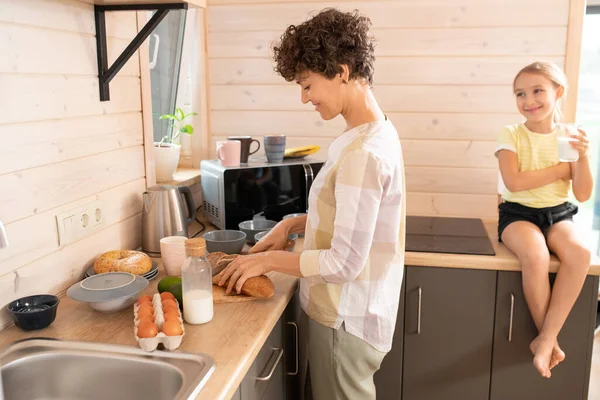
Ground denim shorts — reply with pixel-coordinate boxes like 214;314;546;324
498;201;578;241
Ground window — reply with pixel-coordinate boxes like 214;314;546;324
149;9;187;144
574;5;600;255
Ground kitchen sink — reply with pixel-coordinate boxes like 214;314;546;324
0;338;214;400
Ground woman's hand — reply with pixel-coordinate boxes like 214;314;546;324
248;221;290;254
570;127;590;159
218;252;273;294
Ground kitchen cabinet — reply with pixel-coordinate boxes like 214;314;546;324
236;292;301;400
375;266;598;400
374;277;406;400
402;266;496;400
489;271;598;400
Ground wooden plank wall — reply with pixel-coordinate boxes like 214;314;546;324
0;0;146;328
205;0;570;219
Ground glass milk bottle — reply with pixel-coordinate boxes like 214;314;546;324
181;238;214;324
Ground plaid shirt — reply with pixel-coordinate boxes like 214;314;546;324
299;118;406;352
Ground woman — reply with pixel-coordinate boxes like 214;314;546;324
218;8;406;399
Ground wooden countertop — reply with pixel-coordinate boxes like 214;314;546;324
0;262;298;400
403;219;600;275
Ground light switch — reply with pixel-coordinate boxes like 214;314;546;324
56;201;105;247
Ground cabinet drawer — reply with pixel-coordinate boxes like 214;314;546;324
240;319;284;400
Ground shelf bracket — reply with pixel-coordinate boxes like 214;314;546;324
94;3;188;101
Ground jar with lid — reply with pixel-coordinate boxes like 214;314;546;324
181;238;213;324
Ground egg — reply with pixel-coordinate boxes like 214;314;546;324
162;303;179;314
137;315;155;326
162;298;178;309
162;319;183;336
137;295;152;305
137;321;158;338
160;292;175;301
163;310;179;321
138;302;154;314
137;307;154;320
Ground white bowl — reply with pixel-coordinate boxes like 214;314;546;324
67;272;149;313
89;294;139;313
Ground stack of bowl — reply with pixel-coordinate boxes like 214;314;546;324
254;231;299;252
238;220;278;245
203;230;247;254
67;272;148;312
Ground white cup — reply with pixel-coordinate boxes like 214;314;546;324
557;125;579;162
160;236;188;276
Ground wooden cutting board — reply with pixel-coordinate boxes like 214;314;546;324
212;284;256;304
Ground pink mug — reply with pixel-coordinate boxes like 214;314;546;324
216;140;241;167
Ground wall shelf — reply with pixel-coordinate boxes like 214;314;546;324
94;2;193;101
81;0;206;7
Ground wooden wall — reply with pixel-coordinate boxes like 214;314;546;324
0;0;147;328
205;0;572;219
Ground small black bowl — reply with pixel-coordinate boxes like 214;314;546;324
7;294;60;331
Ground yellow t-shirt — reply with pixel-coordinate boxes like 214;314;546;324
495;123;570;208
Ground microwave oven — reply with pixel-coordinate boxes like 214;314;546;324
200;158;324;230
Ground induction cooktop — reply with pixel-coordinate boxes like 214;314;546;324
405;216;496;256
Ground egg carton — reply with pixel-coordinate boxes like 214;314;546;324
133;293;185;352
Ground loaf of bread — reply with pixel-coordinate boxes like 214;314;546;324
207;252;275;298
207;252;239;275
94;250;152;275
212;274;275;299
206;252;227;267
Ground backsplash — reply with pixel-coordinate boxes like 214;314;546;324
0;0;147;328
205;0;571;219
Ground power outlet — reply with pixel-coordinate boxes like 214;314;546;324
56;201;106;247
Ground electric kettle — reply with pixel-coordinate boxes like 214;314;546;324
142;185;195;256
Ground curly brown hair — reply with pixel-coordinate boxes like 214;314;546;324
272;8;376;86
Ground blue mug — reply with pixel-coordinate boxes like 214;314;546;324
263;135;286;163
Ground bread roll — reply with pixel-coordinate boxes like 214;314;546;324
212;274;275;299
94;250;152;275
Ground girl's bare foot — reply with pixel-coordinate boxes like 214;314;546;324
530;335;555;378
550;343;565;369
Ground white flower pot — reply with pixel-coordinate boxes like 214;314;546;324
154;143;181;182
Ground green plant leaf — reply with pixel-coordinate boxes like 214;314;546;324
159;114;176;120
180;124;194;134
183;112;198;119
176;108;185;121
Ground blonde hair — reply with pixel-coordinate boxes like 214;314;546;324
513;61;568;123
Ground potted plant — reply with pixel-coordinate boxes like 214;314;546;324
154;107;197;181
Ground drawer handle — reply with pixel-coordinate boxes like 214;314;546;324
256;348;284;382
287;322;299;376
417;286;422;335
508;292;515;342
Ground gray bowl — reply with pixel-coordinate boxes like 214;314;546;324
203;230;246;254
254;231;299;252
282;213;306;237
67;273;149;313
238;220;277;244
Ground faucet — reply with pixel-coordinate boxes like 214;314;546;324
0;218;8;248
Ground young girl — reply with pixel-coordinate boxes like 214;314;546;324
496;61;593;379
